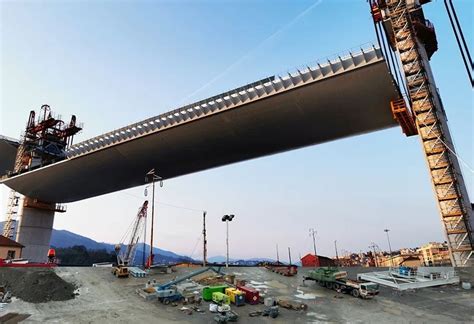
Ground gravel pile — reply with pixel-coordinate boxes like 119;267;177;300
0;268;76;303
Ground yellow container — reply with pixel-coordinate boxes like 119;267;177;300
225;288;245;306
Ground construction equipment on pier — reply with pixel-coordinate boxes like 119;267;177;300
2;105;81;240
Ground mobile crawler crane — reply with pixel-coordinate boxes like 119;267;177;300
113;201;148;278
369;0;473;266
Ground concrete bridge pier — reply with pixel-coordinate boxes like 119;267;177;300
16;197;58;263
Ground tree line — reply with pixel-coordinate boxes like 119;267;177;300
53;245;116;266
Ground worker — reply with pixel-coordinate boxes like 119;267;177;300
47;248;56;264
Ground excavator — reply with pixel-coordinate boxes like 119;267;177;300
112;201;148;278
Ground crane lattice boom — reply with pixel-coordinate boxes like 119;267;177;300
116;200;148;266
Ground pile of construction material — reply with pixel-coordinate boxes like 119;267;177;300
0;286;12;304
137;267;310;322
265;264;298;277
196;273;235;286
0;268;76;303
128;267;147;278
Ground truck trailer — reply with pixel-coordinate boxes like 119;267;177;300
304;267;379;299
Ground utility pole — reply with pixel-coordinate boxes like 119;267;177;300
384;229;394;268
202;211;207;267
150;173;155;267
334;240;339;266
309;228;318;267
145;169;162;268
369;243;378;267
143;215;147;269
288;247;292;265
276;244;280;264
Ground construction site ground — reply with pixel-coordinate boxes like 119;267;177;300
1;266;473;323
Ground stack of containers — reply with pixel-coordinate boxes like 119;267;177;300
202;285;228;301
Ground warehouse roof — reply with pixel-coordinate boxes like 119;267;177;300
0;235;24;248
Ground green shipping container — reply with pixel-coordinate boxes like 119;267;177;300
202;285;228;301
308;267;347;282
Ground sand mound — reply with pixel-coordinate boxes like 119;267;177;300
0;268;76;303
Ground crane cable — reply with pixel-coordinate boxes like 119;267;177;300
188;236;202;260
444;0;473;87
120;191;204;213
370;2;408;97
370;1;473;174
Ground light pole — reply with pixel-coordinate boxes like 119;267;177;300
222;214;235;268
309;228;317;267
145;169;162;268
369;243;378;267
202;211;207;267
384;229;393;268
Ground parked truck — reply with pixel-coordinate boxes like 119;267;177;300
304;267;379;299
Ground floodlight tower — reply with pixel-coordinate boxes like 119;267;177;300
222;214;235;268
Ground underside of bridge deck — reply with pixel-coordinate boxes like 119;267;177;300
1;48;400;203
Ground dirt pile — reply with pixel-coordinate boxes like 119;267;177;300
0;268;76;303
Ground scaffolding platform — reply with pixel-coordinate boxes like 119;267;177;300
357;267;459;291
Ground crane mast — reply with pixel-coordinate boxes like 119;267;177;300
371;0;473;266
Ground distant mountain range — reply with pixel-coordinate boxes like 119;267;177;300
50;229;193;264
51;231;279;265
0;221;193;265
207;256;233;263
207;256;278;266
4;222;285;265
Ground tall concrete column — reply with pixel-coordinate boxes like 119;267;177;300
16;197;56;263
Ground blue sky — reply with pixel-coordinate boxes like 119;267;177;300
1;0;472;260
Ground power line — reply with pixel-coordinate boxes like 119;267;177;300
444;0;473;86
119;191;204;213
189;236;202;260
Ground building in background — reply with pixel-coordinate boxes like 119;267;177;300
300;253;335;267
417;242;452;266
0;235;24;260
378;254;422;267
377;248;422;267
334;242;454;268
